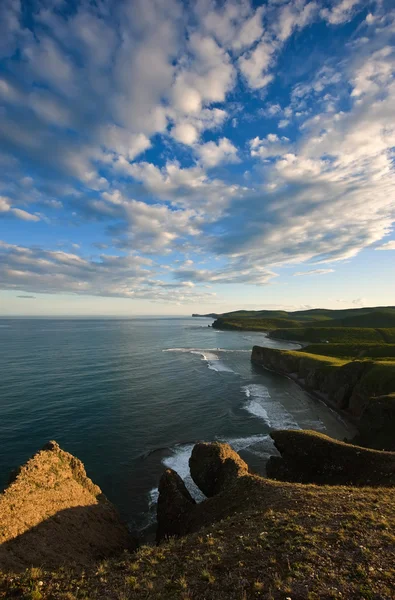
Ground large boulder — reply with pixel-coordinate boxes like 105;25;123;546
156;469;195;542
266;430;395;486
0;441;134;571
189;442;249;497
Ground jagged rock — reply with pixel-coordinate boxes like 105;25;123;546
156;468;195;542
0;441;135;571
266;430;395;486
189;442;249;497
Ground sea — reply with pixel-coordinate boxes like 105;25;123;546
0;317;352;534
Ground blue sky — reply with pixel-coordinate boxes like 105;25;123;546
0;0;394;315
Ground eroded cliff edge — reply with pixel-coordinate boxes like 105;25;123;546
251;345;395;451
0;441;134;571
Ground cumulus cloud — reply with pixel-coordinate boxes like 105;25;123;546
196;138;239;168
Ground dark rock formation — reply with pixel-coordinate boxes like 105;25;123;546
156;469;195;541
189;442;249;496
157;442;253;541
353;393;395;451
267;430;395;486
0;441;135;571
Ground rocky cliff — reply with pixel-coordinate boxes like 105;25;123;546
251;345;395;450
0;441;134;571
266;429;395;486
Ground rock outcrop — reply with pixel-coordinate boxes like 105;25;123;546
251;345;395;450
0;441;134;571
267;430;395;486
156;469;195;541
189;442;249;496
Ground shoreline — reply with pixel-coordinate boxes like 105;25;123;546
251;358;358;439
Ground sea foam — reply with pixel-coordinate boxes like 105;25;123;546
242;384;301;430
164;348;240;373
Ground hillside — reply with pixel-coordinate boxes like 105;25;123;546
210;306;395;337
1;438;394;599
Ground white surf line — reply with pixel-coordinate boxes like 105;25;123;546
242;384;301;430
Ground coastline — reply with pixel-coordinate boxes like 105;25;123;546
251;357;358;438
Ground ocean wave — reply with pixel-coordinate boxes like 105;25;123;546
242;384;301;430
163;347;240;374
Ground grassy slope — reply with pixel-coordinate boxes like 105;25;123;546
213;317;303;331
302;343;395;359
269;327;387;343
2;474;394;600
212;307;395;341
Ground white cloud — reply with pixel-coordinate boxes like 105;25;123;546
249;134;290;159
196;138;239;168
197;1;264;52
126;160;242;215
275;1;318;42
0;241;215;304
351;46;394;97
375;241;395;250
100;127;151;161
238;0;318;89
321;0;364;25
0;196;40;222
238;37;276;89
171;123;199;146
293;268;335;276
174;261;278;285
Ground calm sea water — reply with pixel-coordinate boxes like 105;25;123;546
0;317;351;532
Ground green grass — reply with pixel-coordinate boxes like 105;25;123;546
359;361;395;397
282;349;347;367
213;317;303;331
305;310;395;329
303;343;395;359
270;327;388;343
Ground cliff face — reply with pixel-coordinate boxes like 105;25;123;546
266;430;395;486
0;441;134;571
251;345;395;450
